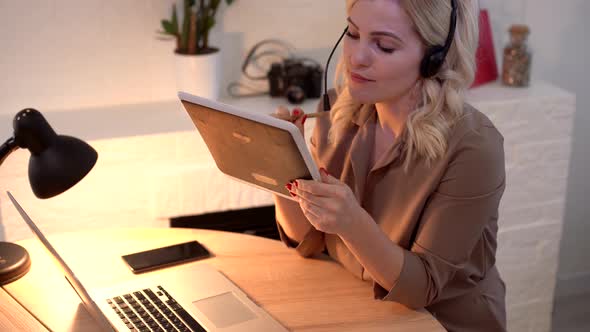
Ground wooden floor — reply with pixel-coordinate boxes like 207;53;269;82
552;292;590;332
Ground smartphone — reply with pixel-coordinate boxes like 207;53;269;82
122;240;211;274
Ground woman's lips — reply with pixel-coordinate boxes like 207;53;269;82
350;72;375;84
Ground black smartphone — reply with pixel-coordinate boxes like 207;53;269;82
122;240;211;274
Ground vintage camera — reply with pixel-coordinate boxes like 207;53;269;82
267;59;323;104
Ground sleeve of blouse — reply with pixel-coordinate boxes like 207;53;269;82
274;100;329;257
275;219;325;257
373;125;506;309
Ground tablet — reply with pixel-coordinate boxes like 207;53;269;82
178;91;321;200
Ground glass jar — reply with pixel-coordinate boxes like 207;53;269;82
502;24;532;87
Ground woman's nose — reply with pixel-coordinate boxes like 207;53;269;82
349;44;372;69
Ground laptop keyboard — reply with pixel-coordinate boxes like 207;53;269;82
107;285;206;332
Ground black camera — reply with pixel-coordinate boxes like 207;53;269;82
267;59;323;104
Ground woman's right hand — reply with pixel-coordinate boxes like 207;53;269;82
272;105;308;136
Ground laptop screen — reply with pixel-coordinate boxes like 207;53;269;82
6;191;110;328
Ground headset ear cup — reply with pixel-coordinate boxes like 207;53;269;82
419;0;457;79
420;45;446;78
420;48;435;78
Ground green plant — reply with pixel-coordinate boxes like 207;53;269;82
160;0;235;55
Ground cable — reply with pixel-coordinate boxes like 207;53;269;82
241;39;295;80
226;81;269;98
242;50;287;80
227;39;296;97
228;39;325;100
323;27;349;111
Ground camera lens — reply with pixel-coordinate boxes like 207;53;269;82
285;86;306;104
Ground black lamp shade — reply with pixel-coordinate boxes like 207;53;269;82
12;108;98;199
29;135;98;199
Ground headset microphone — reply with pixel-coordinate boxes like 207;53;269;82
323;27;349;112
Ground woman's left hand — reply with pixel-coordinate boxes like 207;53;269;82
287;168;367;237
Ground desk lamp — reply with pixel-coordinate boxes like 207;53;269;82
0;108;98;285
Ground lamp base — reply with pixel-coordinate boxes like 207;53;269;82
0;242;31;285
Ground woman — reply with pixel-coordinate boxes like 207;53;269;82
274;0;506;331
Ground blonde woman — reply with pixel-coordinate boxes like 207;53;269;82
273;0;506;330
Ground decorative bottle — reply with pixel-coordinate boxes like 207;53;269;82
502;24;532;87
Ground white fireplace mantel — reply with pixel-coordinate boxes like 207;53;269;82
0;81;575;332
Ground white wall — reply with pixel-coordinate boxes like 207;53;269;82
0;0;587;297
526;0;590;298
483;0;590;297
0;0;171;113
0;0;345;115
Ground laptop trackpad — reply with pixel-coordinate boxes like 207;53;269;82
193;292;257;328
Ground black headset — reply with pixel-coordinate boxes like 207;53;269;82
323;0;458;111
420;0;458;78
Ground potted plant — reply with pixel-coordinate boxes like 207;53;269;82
159;0;235;99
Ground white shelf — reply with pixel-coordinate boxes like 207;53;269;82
0;80;573;144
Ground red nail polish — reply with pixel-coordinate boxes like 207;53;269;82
286;183;292;191
294;180;299;188
293;109;301;116
302;115;307;125
289;191;297;198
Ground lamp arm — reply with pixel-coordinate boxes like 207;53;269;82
0;137;18;167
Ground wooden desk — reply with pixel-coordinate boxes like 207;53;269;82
1;228;444;331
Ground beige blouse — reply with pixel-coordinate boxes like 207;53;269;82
276;98;507;331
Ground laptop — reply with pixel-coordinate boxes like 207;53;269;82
6;191;287;332
178;91;321;201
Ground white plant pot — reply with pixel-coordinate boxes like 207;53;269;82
174;50;221;100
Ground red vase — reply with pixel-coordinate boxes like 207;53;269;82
471;9;498;88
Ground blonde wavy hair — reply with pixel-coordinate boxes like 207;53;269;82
330;0;480;170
